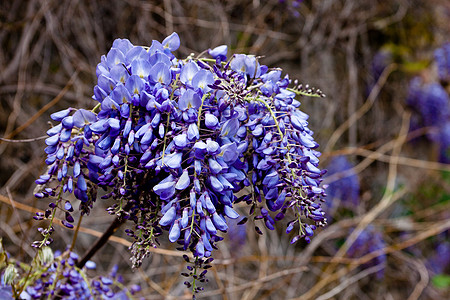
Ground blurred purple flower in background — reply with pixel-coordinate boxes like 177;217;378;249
0;276;13;299
406;78;450;161
408;81;450;140
405;44;450;163
425;229;450;275
427;241;450;275
324;156;360;209
278;0;304;18
438;122;450;163
365;49;393;96
347;225;386;279
371;49;393;83
434;42;450;83
227;218;247;258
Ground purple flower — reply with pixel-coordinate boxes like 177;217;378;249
162;152;183;169
227;217;246;256
162;32;180;52
72;109;96;128
153;180;176;201
180;61;200;86
371;50;392;82
434;42;450;82
427;240;450;274
192;69;214;93
175;170;190;190
407;78;450;138
230;54;261;79
131;59;151;79
33;32;327;282
205;113;219;129
51;108;72;121
325;156;360;207
220;118;239;137
347;226;386;279
169;220;181;242
18;250;136;299
149;62;171;85
125;74;145;95
420;83;450;139
438;121;450;163
406;74;450;162
212;212;228;231
179;89;201;111
208;45;227;62
223;205;239;219
159;205;177;227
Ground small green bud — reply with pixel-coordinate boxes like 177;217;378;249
4;264;18;285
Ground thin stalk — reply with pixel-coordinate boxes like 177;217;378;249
197;93;210;129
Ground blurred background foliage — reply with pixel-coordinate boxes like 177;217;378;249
0;0;449;299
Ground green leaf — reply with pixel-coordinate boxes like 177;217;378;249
399;60;429;73
431;274;450;289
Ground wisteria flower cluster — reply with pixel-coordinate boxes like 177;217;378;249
33;32;326;292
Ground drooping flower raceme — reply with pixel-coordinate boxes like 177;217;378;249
34;33;326;278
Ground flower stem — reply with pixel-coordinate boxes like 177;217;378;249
197;93;210;129
91;102;101;112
